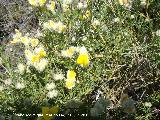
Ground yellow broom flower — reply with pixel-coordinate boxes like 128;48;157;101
31;55;40;63
67;70;76;80
39;0;46;6
28;0;46;6
35;46;47;58
76;47;90;67
30;38;39;47
10;38;20;44
47;1;56;12
21;36;30;46
65;81;75;89
65;70;76;89
83;10;91;19
56;22;66;33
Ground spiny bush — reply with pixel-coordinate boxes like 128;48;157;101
0;0;160;120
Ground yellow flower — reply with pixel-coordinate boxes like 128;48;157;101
41;106;59;120
77;53;90;67
28;0;46;6
65;81;75;89
35;46;47;58
48;20;55;28
56;22;66;33
58;25;66;33
76;47;90;67
30;38;39;47
21;36;30;46
38;49;46;58
67;70;76;80
62;4;70;12
39;0;46;6
83;10;91;19
31;55;40;63
10;38;20;44
47;1;56;12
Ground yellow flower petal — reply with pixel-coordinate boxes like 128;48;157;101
50;1;56;11
65;81;75;89
49;20;56;28
10;38;19;44
76;53;89;67
38;50;46;58
39;0;46;6
30;38;39;47
31;55;40;63
21;37;30;46
67;70;76;80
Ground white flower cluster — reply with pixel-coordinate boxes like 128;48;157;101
45;82;58;98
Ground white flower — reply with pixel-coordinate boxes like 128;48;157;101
35;30;43;38
79;46;88;54
71;37;76;41
62;3;69;12
47;90;58;98
144;102;152;107
140;0;146;6
0;57;2;65
34;58;48;72
156;30;160;36
45;82;56;90
82;36;87;41
17;63;25;74
0;86;4;91
15;82;25;89
77;2;87;9
92;19;100;27
61;46;77;58
26;66;31;73
89;47;93;51
4;79;12;85
62;0;72;4
113;17;120;23
131;15;135;19
24;49;34;62
53;73;64;80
